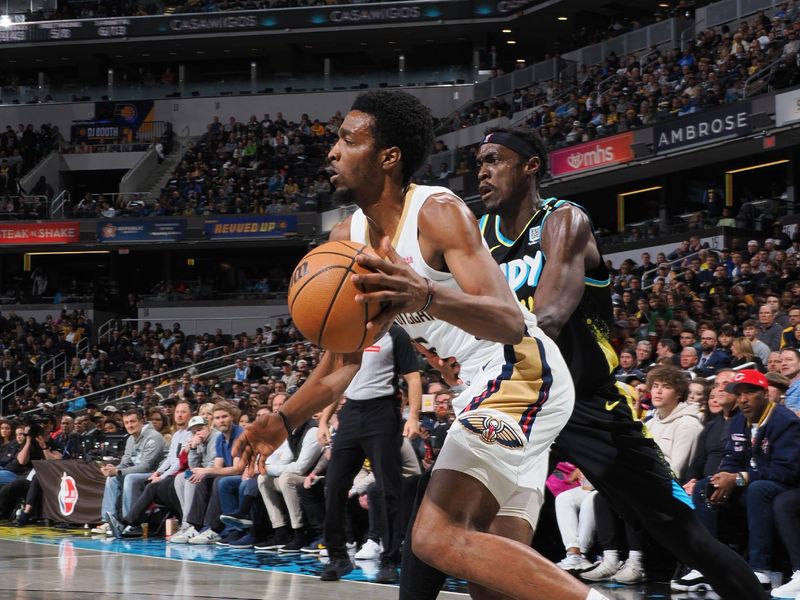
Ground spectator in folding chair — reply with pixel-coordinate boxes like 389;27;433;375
255;392;322;553
173;413;219;535
169;400;244;544
106;415;209;538
92;410;165;536
121;400;191;514
218;404;273;549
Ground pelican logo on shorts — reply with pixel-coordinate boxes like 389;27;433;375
459;413;524;448
58;472;79;516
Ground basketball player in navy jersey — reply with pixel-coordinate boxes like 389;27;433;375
235;90;611;600
399;125;764;600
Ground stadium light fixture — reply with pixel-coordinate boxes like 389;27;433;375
616;186;663;232
557;16;568;21
502;29;512;33
506;40;517;44
0;15;10;28
724;159;790;207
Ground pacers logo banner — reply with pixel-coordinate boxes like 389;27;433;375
549;132;634;178
204;215;297;240
35;460;106;524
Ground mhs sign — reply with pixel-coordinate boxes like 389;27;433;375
549;132;634;178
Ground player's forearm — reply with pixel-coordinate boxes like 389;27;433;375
428;284;524;345
404;373;422;421
282;356;361;429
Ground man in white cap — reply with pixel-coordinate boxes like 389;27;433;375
673;370;800;592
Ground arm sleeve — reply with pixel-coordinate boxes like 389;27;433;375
390;325;421;375
668;420;703;482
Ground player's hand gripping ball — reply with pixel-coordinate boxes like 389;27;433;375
288;240;386;353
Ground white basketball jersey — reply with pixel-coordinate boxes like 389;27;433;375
348;184;536;389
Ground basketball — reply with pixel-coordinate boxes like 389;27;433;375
288;240;385;353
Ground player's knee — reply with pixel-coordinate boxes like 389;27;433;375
411;512;454;567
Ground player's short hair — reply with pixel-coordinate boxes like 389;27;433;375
351;90;434;185
646;365;690;402
483;125;549;183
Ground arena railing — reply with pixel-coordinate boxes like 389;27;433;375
1;373;29;416
744;54;793;98
640;250;703;290
39;351;66;383
98;315;292;343
20;342;277;416
49;190;69;218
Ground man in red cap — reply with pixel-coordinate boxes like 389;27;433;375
672;369;800;593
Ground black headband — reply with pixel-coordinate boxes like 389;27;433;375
480;131;537;160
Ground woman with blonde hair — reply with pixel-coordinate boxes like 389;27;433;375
730;337;764;371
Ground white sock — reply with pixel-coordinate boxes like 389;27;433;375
627;550;644;566
602;550;619;563
586;590;611;600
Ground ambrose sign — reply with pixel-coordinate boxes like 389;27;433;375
549;132;634;178
654;103;751;154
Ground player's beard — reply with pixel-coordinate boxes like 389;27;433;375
332;187;356;206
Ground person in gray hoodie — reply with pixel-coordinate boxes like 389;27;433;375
645;365;705;482
93;409;165;533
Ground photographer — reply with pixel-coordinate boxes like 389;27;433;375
0;422;46;486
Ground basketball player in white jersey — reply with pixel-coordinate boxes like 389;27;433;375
234;90;609;600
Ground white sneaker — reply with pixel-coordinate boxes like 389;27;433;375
773;571;800;598
612;560;647;584
354;539;382;560
90;523;109;535
580;557;622;582
188;528;222;545
169;525;198;544
556;553;593;572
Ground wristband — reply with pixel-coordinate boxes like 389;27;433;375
419;278;435;313
277;410;293;434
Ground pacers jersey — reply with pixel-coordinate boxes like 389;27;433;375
349;184;540;414
479;198;618;397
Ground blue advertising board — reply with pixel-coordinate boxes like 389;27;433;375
97;220;187;243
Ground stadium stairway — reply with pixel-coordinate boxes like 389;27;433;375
145;135;202;199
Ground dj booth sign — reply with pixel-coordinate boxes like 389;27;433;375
34;460;106;525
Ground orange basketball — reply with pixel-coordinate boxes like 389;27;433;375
288;240;385;353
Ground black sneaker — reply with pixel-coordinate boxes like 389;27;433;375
254;527;290;552
105;512;125;540
375;561;399;584
219;511;253;530
216;529;246;547
13;511;31;527
320;557;355;581
670;568;712;592
278;530;310;554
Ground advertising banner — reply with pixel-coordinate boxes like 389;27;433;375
0;221;80;245
654;103;751;154
775;88;800;127
204;215;298;239
97;220;186;243
34;460;106;525
0;1;539;44
549;132;635;178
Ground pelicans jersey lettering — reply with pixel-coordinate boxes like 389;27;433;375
349;184;574;520
480;198;618;398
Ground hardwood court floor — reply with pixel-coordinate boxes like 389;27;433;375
0;525;718;599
